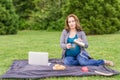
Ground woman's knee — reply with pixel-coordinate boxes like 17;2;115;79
63;57;73;65
78;58;89;66
79;61;88;66
63;57;79;66
63;58;69;65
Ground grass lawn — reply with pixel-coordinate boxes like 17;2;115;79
0;30;120;80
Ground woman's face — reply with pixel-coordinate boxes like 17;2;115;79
68;17;76;29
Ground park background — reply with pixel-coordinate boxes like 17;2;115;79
0;0;120;80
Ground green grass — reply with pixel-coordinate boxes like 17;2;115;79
0;30;120;80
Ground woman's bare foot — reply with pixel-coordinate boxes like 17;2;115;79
104;60;114;66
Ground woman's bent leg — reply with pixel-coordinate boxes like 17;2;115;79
63;56;79;66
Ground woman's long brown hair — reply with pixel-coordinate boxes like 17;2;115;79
65;14;83;31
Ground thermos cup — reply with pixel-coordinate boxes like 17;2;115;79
74;39;85;47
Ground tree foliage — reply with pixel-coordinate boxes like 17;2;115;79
62;0;120;34
13;0;64;30
1;0;120;35
0;0;18;35
13;0;35;30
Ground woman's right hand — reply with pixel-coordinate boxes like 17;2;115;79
66;43;72;49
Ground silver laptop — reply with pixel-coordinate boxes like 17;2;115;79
28;51;48;66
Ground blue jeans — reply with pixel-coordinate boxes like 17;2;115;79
63;54;104;66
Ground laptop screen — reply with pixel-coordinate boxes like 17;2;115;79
28;52;48;66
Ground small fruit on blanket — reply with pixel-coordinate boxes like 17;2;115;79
53;64;66;70
81;66;88;72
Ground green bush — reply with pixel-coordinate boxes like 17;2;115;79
62;0;120;34
12;0;120;34
13;0;35;30
13;0;64;31
0;0;18;35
